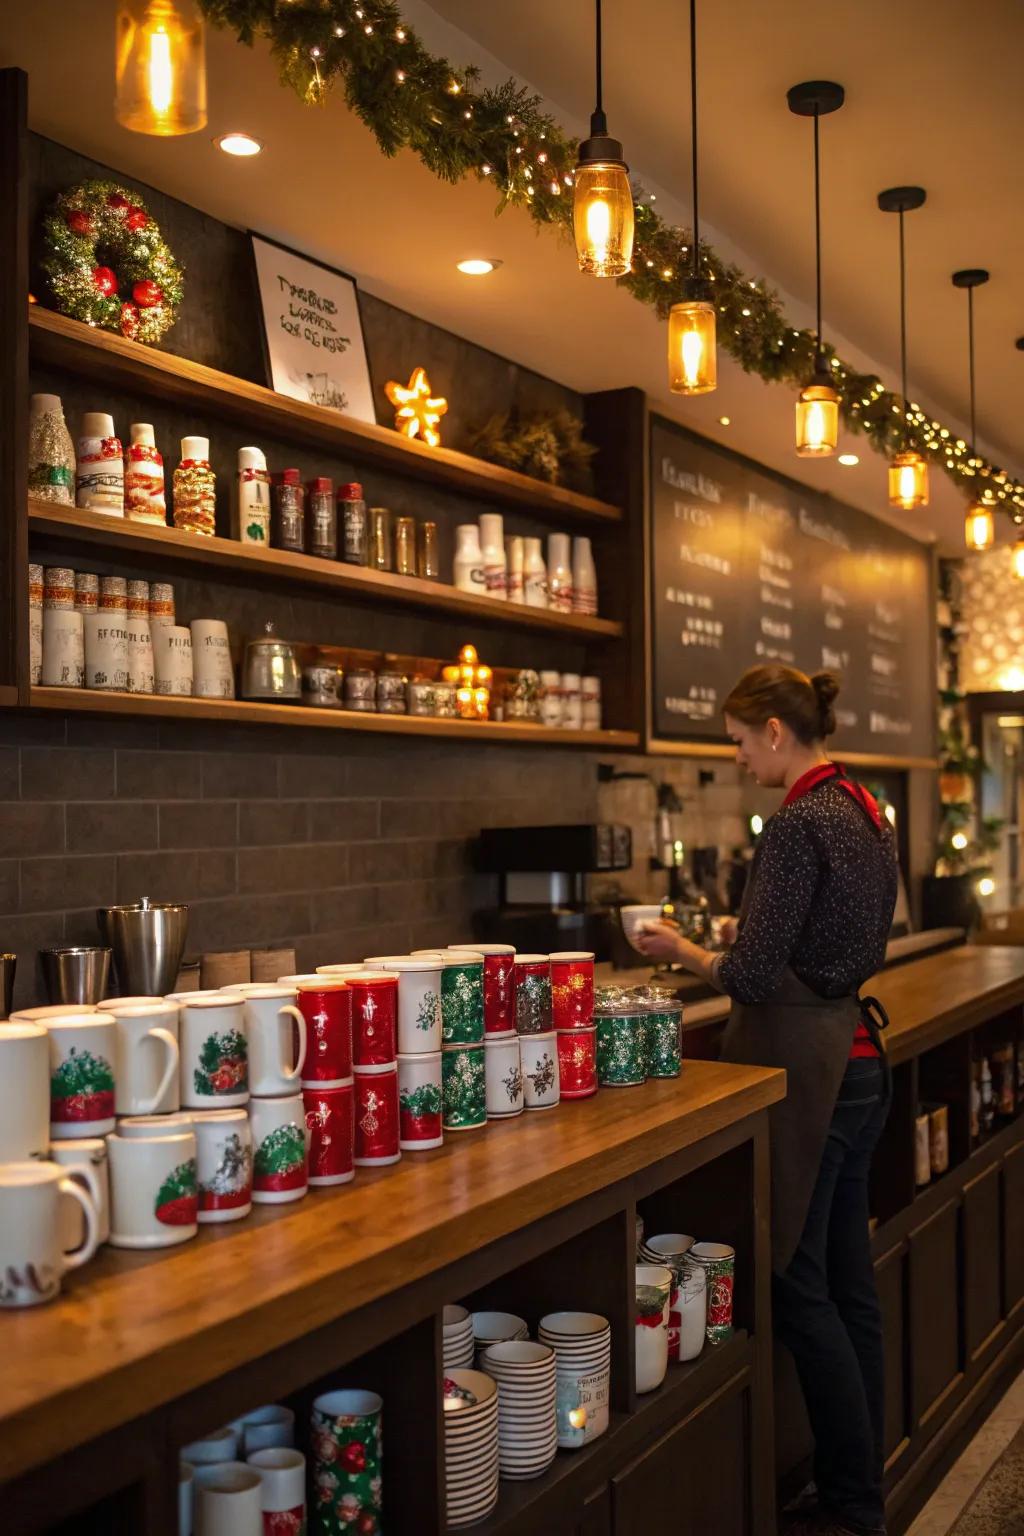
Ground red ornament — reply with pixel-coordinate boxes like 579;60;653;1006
132;279;163;309
106;192;132;210
119;302;140;339
92;265;118;297
66;210;94;236
356;1514;377;1535
126;206;149;231
340;1441;366;1473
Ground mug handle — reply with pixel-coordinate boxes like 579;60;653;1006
59;1176;100;1270
138;1027;180;1115
277;1005;307;1082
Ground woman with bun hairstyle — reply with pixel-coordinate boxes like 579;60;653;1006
638;665;896;1536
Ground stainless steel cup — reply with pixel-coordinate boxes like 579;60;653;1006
40;945;111;1005
97;900;189;997
0;952;15;1019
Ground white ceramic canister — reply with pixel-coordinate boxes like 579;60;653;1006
547;532;573;613
484;1034;523;1118
76;411;124;516
154;624;194;696
124;422;167;524
581;675;602;730
127;612;155;694
560;673;583;730
479;513;507;598
193;1462;263;1536
572;535;598;615
363;955;443;1053
191;1108;253;1224
246;1447;305;1531
0;1021;50;1161
84;612;130;692
106;1129;198;1249
397;1050;444;1150
523;535;548;608
635;1264;672;1393
190;619;235;699
453;524;485;595
236;445;271;546
505;534;525;602
520;1030;560;1110
41;607;85;688
539;671;563;728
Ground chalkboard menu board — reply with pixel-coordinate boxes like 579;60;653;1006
649;415;935;759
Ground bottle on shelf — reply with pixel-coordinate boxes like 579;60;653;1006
172;436;215;536
453;524;485;595
581;675;602;729
271;468;306;552
560;673;583;729
479;513;507;599
523;536;548;608
76;411;124;517
505;535;525;602
547;532;573;614
123;423;167;525
338;482;368;565
305;476;337;560
418;520;439;580
28;393;75;506
970;1060;981;1140
980;1056;995;1134
572;535;598;616
235;446;271;545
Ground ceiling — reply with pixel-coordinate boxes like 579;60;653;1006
4;0;1022;553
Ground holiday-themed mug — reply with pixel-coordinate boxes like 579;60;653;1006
190;619;235;700
441;1042;486;1131
193;1463;263;1536
49;1136;110;1247
354;1067;400;1167
0;1160;100;1307
438;953;484;1045
635;1264;672;1393
294;982;352;1087
550;952;595;1030
107;1129;198;1249
192;1109;253;1223
154;625;194;696
108;1001;181;1115
520;1031;560;1110
556;1027;598;1099
118;1111;195;1137
363;955;442;1054
226;986;306;1096
448;943;517;1036
595;1010;647;1087
690;1241;735;1344
250;1094;308;1204
247;1447;306;1534
45;1011;117;1137
180;996;249;1108
514;955;552;1035
484;1034;523;1118
303;1083;355;1186
0;1021;50;1161
310;1389;383;1536
345;971;398;1069
643;1003;682;1079
397;1051;443;1150
41;607;85;688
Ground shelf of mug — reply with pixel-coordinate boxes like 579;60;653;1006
29;307;623;526
27;501;622;643
458;1331;752;1536
26;686;641;749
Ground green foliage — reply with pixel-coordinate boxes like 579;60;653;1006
254;1123;305;1176
468;409;597;486
51;1048;114;1097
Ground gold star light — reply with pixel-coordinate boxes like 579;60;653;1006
385;366;448;448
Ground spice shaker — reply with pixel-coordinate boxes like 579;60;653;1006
338;482;367;565
419;520;440;580
395;516;416;576
305;476;336;560
271;468;305;552
369;507;394;571
345;667;377;712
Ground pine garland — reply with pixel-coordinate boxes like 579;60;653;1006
199;0;1023;518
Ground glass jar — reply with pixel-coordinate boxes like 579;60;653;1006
407;676;438;716
302;658;345;708
305;476;336;560
433;679;457;717
345;667;377;712
395;515;417;576
418;520;440;580
630;986;682;1079
377;669;407;714
271;469;305;552
338;482;367;565
369;507;393;571
594;986;648;1087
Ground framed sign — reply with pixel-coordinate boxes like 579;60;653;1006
251;234;376;423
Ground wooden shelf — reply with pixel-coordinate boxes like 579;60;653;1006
27;686;640;748
27;500;622;641
29;307;622;525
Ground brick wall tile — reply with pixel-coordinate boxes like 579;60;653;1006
117;751;202;800
308;799;379;842
0;717;66;749
22;747;115;801
5;913;68;1014
21;855;116;915
0;749;18;800
238;801;308;848
160;802;239;850
277;754;349;799
237;844;348;896
202;752;279;800
0;858;19;914
68;802;157;855
188;893;313;951
316;886;377;933
0;803;65;858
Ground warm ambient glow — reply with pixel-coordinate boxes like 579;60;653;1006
719;416;731;427
951;831;969;851
888;449;929;511
838;453;859;466
1012;540;1024;580
965;502;995;551
795;380;840;457
999;671;1024;693
384;367;448;449
215;132;262;157
456;258;500;276
884;803;897;827
668;300;717;395
750;814;764;836
573;162;634;277
115;0;206;136
977;876;996;898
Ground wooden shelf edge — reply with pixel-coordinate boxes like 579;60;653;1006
26;686;640;749
646;735;938;771
27;501;622;641
29;307;622;524
0;685;18;708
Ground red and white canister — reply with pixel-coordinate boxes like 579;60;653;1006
556;1026;598;1099
345;971;398;1069
397;1051;443;1151
354;1065;401;1167
295;982;352;1087
303;1082;355;1187
449;943;517;1036
550;951;595;1030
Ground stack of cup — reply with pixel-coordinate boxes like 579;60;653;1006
166;992;250;1225
346;971;400;1168
513;954;557;1110
419;951;485;1133
443;1369;499;1528
445;943;523;1123
443;1303;476;1370
479;1340;557;1480
631;987;683;1079
289;980;352;1188
551;951;596;1101
182;1409;306;1536
364;954;443;1153
638;1232;702;1362
219;983;308;1209
538;1311;611;1449
689;1241;736;1345
471;1309;529;1363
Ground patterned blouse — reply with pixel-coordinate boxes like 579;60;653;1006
714;773;898;1006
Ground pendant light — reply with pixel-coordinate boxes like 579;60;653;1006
788;82;844;457
1012;537;1024;580
953;268;994;551
574;0;634;278
878;187;928;510
115;0;207;136
668;0;715;394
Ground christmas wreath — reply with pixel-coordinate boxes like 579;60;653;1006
42;179;184;344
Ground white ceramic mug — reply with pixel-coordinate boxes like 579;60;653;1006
182;1426;241;1465
0;1021;50;1161
192;1108;252;1224
363;955;443;1053
0;1160;99;1306
41;607;85;688
249;1094;308;1204
49;1136;110;1246
247;1446;305;1526
118;1111;195;1137
190;619;235;699
224;986;306;1097
126;613;155;694
240;1405;295;1454
84;611;130;691
107;1129;198;1248
484;1034;523;1118
520;1031;560;1110
109;1002;181;1115
194;1463;263;1536
154;625;194;696
180;997;249;1109
45;1011;118;1137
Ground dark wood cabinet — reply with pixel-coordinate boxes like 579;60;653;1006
875;1243;908;1468
1003;1141;1024;1320
613;1382;750;1535
963;1162;1004;1363
909;1199;962;1429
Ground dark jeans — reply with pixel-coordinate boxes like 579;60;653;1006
773;1057;890;1533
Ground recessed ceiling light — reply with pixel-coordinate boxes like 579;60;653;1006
215;132;263;157
456;258;501;276
718;415;730;426
838;453;859;466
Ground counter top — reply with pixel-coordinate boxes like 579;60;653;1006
0;1059;784;1481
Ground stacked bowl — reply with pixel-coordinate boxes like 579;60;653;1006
443;1368;499;1528
471;1309;529;1364
538;1311;611;1450
443;1304;475;1371
480;1340;557;1480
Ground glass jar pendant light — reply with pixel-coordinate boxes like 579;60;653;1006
952;268;994;551
788;82;844;457
115;0;207;136
574;0;634;277
878;187;928;510
1012;537;1024;580
668;0;716;394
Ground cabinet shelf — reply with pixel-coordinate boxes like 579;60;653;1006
27;686;640;749
27;500;622;641
29;306;622;525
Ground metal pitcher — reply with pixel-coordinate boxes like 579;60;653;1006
97;899;189;997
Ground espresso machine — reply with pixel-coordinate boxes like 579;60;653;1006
474;823;633;954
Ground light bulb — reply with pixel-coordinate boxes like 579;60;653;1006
115;0;207;136
1012;539;1024;580
951;831;969;851
795;378;840;457
573;161;633;277
888;449;929;511
977;876;996;898
965;503;995;551
215;132;262;157
750;814;763;836
668;300;717;395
